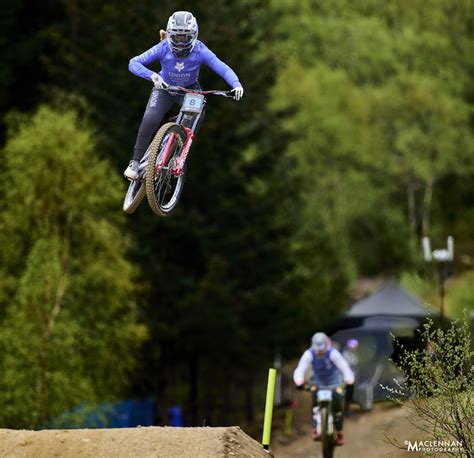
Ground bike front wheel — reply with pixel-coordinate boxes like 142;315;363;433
123;178;145;213
320;406;335;458
146;122;187;217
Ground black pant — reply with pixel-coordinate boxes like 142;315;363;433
132;83;201;162
312;389;345;431
345;384;354;414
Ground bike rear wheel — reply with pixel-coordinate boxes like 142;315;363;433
123;178;145;213
320;406;335;458
146;122;187;217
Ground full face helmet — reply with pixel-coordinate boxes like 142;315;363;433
166;11;198;58
311;332;330;356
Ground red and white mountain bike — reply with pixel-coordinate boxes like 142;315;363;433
123;86;235;216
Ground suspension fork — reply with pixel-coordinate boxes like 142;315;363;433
327;399;334;434
172;127;195;176
156;132;176;173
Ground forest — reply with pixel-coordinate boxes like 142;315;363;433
0;0;472;428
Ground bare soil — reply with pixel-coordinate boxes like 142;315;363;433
270;394;425;458
0;402;432;458
0;426;270;458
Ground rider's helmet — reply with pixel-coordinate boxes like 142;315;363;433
346;338;358;349
166;11;198;58
311;332;330;356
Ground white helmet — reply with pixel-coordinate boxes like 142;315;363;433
166;11;198;58
311;332;329;354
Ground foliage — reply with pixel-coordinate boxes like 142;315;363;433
0;0;473;427
385;313;473;456
400;272;438;307
401;270;474;319
0;106;146;428
449;272;474;319
268;0;473;270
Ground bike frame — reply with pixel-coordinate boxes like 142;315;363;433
317;389;335;435
154;86;234;177
125;86;234;215
305;383;344;436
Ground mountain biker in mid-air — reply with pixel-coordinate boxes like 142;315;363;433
293;332;354;446
124;10;244;180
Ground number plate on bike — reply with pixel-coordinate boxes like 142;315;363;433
317;390;332;402
182;93;204;113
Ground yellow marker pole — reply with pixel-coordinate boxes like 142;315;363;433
262;368;277;450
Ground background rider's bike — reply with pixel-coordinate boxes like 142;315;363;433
123;86;235;216
304;383;345;458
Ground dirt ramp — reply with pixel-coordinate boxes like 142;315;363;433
0;426;271;458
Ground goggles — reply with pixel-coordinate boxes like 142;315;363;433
169;33;195;46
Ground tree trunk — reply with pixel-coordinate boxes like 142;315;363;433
221;369;232;426
407;179;417;238
422;181;433;237
189;351;199;425
203;369;214;426
245;375;255;422
39;237;69;427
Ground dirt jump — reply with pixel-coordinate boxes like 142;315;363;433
0;403;428;457
0;426;270;458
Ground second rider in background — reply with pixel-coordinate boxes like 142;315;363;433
342;338;359;417
124;10;244;180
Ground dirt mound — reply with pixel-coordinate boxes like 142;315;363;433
0;426;270;458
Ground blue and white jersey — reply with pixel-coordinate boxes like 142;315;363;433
293;347;355;387
310;348;341;386
129;40;241;89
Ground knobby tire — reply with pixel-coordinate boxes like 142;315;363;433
146;122;187;217
123;178;146;213
321;405;335;458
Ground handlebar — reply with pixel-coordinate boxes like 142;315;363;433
163;85;236;99
301;383;345;392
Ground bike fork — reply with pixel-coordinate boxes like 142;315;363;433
315;401;334;434
327;401;334;435
155;132;176;173
172;128;194;176
313;404;322;433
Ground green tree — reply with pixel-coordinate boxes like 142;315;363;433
0;106;146;428
267;0;473;274
449;272;474;318
2;0;473;428
386;314;473;456
370;74;473;239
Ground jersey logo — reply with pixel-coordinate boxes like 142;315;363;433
175;62;185;72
